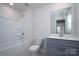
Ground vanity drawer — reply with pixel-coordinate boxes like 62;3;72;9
61;40;79;48
47;38;61;44
47;43;60;47
47;44;62;56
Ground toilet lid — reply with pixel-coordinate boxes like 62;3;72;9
29;45;39;51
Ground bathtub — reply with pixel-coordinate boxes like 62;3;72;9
0;41;30;56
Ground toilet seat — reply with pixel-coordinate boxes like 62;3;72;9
29;45;40;51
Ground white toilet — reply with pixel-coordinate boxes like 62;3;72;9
29;38;43;56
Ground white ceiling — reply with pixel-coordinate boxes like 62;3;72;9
1;3;29;13
29;3;52;8
1;3;52;13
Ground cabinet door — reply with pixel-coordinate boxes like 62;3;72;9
61;45;77;56
47;44;62;56
61;40;78;56
48;45;60;56
47;44;77;56
47;38;62;56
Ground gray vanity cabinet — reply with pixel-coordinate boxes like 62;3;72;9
47;38;64;56
47;38;79;56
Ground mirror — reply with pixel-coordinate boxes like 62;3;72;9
51;7;72;34
56;19;65;34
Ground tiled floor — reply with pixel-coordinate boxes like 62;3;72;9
28;49;47;56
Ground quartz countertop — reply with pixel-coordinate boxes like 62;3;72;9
46;34;79;41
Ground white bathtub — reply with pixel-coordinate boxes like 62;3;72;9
0;41;30;56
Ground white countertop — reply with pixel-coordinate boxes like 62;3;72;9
46;34;79;41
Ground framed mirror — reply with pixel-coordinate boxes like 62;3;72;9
51;7;72;34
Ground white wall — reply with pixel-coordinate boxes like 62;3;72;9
18;7;33;47
0;4;20;19
32;5;50;39
15;7;33;56
32;3;73;39
73;4;79;37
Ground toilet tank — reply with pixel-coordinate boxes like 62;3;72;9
35;39;43;46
